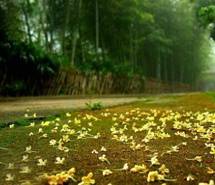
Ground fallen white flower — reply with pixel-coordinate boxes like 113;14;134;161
102;169;113;176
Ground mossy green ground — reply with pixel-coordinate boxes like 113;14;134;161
0;93;215;185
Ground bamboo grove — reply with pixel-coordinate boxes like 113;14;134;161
0;0;214;95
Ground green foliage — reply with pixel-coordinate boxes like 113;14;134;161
198;5;215;26
0;119;31;130
113;63;136;77
206;91;215;101
0;40;59;73
15;119;31;127
196;0;215;39
75;41;136;77
0;0;213;96
0;41;60;95
85;101;103;111
0;0;23;42
2;81;26;96
76;41;113;73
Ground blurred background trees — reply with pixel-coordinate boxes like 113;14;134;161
0;0;214;95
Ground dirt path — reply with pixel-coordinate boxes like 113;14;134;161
0;93;192;123
0;97;145;112
0;96;145;123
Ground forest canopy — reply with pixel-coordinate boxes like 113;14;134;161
0;0;214;89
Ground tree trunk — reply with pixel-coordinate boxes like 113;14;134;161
48;2;54;53
129;24;133;66
133;30;138;72
71;30;79;66
180;64;184;83
156;48;161;80
61;0;72;54
170;54;175;91
163;58;168;82
22;0;32;43
95;0;99;55
41;0;49;51
71;0;82;66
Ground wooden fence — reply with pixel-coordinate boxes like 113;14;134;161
0;69;192;96
144;78;193;94
41;71;145;95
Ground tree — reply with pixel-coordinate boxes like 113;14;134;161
0;0;211;88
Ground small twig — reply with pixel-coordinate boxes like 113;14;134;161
0;146;9;151
164;178;177;182
0;161;6;165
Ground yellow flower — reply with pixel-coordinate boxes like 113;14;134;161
122;163;129;171
19;166;31;174
78;172;95;185
68;129;76;135
92;149;99;154
194;156;203;162
22;155;29;162
119;114;125;120
28;122;35;127
55;117;61;122
130;164;148;173
42;168;76;185
159;164;169;174
94;132;101;139
149;155;160;166
199;180;215;185
88;122;93;127
49;139;57;146
46;175;58;185
74;117;81;125
170;145;179;152
29;132;34;136
41;133;48;138
102;169;113;176
112;117;117;121
47;172;69;185
7;163;15;169
62;135;70;142
25;146;32;153
37;159;47;166
210;147;215;155
38;128;43;133
41;121;50;127
55;157;65;165
186;156;202;162
5;173;15;181
147;171;164;182
67;167;76;177
100;146;107;152
20;181;32;185
9;124;14;128
207;167;215;174
186;174;195;181
66;112;71;117
99;154;110;164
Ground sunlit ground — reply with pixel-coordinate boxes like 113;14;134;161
0;93;215;185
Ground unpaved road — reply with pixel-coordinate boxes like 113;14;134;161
0;93;187;123
0;97;144;113
0;96;145;123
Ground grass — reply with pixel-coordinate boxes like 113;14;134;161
0;93;215;185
